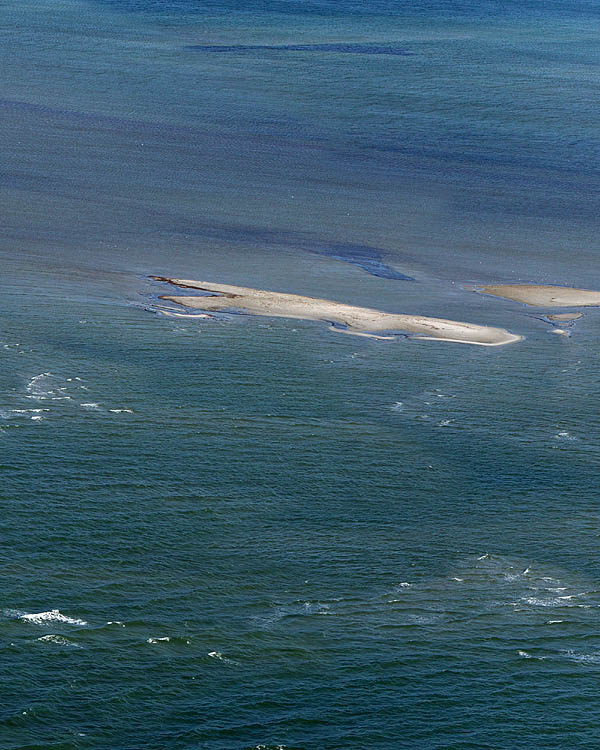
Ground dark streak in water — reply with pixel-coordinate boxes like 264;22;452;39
186;43;411;56
310;244;415;280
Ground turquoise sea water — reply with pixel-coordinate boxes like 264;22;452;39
2;1;600;748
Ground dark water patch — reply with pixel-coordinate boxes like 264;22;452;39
311;244;414;280
93;0;598;22
186;43;411;56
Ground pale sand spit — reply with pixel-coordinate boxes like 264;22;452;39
152;277;522;347
546;312;583;322
479;285;600;307
156;309;213;319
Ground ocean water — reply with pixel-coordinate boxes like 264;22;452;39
2;0;600;748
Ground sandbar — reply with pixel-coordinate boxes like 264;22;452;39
479;285;600;307
151;277;522;347
546;312;583;322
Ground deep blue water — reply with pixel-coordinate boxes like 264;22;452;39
2;1;600;748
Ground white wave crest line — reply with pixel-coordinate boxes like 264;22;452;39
518;650;546;660
0;408;50;421
19;609;88;626
147;636;191;644
208;650;237;663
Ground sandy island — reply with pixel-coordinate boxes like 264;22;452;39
545;312;584;322
479;285;600;307
151;277;522;347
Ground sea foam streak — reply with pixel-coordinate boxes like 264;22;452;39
19;609;88;626
25;373;72;401
0;408;49;420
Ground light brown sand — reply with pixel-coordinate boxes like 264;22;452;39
480;285;600;307
546;312;583;322
152;277;522;347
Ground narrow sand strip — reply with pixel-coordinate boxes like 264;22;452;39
479;285;600;307
151;277;522;347
155;308;213;319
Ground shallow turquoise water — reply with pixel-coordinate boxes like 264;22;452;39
2;1;600;748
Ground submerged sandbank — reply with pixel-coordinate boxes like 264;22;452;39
151;277;522;347
479;285;600;307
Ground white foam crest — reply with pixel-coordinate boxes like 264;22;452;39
80;402;100;410
520;593;588;608
109;408;134;414
19;609;88;626
208;650;236;663
37;634;81;648
147;635;190;645
518;650;546;660
0;408;50;421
